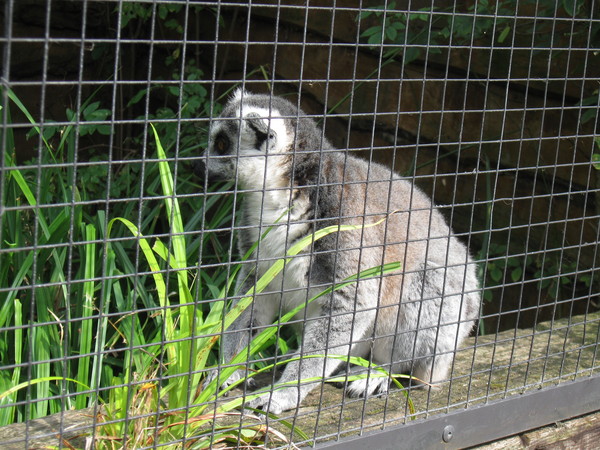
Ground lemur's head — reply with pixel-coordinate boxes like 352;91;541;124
198;90;333;190
199;89;301;189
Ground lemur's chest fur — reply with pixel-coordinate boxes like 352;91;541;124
238;187;319;323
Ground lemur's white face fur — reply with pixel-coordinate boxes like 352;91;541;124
203;89;295;189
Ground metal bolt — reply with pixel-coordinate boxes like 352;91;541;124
442;425;454;443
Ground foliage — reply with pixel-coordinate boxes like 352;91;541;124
0;85;208;424
593;138;600;170
480;244;593;303
0;3;248;434
0;1;223;425
356;0;599;129
359;0;598;65
1;89;110;422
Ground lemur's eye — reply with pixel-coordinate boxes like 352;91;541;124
214;134;229;154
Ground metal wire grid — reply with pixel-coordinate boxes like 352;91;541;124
0;0;598;448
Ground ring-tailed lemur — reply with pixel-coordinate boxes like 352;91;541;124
198;89;481;414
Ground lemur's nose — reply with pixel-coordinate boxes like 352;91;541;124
193;158;206;180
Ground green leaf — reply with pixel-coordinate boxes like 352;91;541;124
511;266;523;282
97;124;112;135
386;25;398;41
484;290;493;301
82;101;100;117
490;264;503;282
168;85;180;97
392;20;406;31
358;10;373;20
581;108;597;124
362;25;383;38
403;47;421;64
0;377;90;401
563;0;583;17
126;88;148;108
107;217;173;344
409;11;429;22
5;87;53;152
368;31;384;45
75;223;96;409
497;26;511;43
592;152;600;170
165;18;182;33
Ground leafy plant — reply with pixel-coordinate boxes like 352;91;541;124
481;243;528;302
359;0;598;65
578;90;599;125
0;68;226;423
0;88;112;421
592;137;600;170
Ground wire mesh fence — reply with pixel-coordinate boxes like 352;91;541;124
0;0;599;448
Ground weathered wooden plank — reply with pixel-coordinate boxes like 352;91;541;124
1;311;597;448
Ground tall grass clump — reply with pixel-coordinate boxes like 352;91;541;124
0;85;231;426
0;88;113;422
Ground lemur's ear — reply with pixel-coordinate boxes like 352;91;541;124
232;87;249;101
246;112;277;139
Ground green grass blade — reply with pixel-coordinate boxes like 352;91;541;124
0;299;22;425
75;223;96;409
0;377;90;402
0;252;32;328
107;217;174;363
151;123;198;407
3;152;45;229
5;87;53;152
90;242;115;400
151;124;191;305
29;287;54;419
3;153;70;303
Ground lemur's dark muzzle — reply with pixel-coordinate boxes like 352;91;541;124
193;158;206;180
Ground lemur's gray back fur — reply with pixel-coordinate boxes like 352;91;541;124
200;89;481;414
